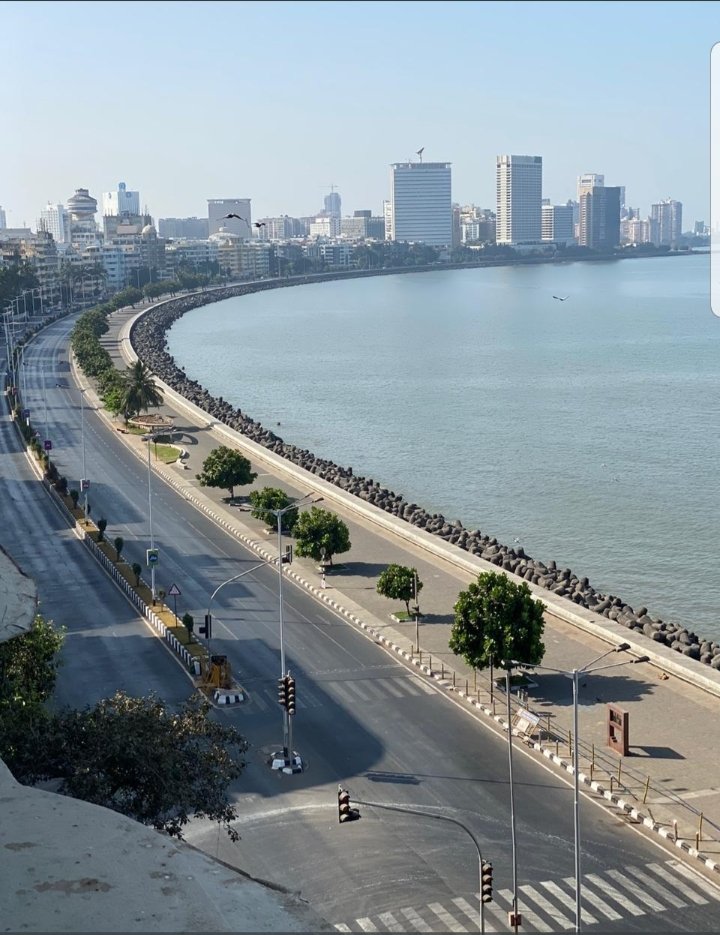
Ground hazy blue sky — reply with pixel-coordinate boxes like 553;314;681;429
1;1;715;227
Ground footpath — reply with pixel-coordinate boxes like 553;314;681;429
90;301;720;878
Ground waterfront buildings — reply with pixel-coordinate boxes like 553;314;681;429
102;182;140;218
158;217;209;240
496;155;543;245
578;185;621;249
390;161;452;247
650;198;683;245
67;188;99;248
208;198;251;238
541;202;575;244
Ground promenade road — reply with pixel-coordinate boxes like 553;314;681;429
90;298;720;875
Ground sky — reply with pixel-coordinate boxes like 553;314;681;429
1;0;716;228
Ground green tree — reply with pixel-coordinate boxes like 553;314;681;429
114;536;124;561
449;571;545;672
121;360;164;420
249;487;298;531
293;506;350;566
196;446;257;500
376;564;423;615
97;518;107;542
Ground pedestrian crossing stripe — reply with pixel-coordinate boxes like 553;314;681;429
333;858;718;932
243;675;435;713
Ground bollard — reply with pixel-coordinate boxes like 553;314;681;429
590;763;594;782
441;661;445;679
617;758;622;782
555;739;559;757
546;714;551;742
699;813;704;842
591;743;595;772
610;776;615;794
569;729;573;757
642;776;650;805
673;819;678;841
465;678;469;694
419;650;422;665
429;654;432;671
474;668;477;691
492;699;496;716
452;670;456;687
696;832;700;851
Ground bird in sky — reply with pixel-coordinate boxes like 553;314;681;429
552;295;569;301
223;212;249;223
254;222;266;228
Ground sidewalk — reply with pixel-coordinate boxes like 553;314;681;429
95;304;720;874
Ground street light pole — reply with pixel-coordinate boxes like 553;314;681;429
271;491;322;768
506;668;520;934
506;644;649;933
147;436;155;601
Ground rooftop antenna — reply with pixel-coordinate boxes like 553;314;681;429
416;147;425;163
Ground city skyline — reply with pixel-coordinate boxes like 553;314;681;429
1;1;712;227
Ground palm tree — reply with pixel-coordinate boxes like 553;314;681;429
121;360;163;420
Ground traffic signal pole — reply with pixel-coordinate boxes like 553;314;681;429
346;797;489;934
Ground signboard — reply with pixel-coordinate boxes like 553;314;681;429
43;439;52;451
167;583;181;597
80;478;90;491
146;548;159;566
513;708;540;737
22;409;30;419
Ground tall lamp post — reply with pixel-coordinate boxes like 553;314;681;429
56;383;88;518
271;492;322;771
505;644;649;933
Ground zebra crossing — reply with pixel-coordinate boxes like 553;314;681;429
244;673;436;713
332;859;718;932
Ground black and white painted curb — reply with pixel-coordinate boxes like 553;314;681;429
214;689;245;705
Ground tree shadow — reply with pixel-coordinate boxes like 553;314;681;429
337;561;389;579
417;612;455;626
526;671;656;707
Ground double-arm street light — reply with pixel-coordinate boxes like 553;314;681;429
56;383;89;518
504;643;650;933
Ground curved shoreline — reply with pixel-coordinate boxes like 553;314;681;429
128;268;720;671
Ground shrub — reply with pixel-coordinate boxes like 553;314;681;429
97;518;107;542
113;536;124;561
131;562;142;586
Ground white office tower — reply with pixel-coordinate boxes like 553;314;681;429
577;173;605;244
390;161;452;247
0;206;6;229
496;155;543;244
541;203;575;244
650;199;683;245
38;203;70;244
102;182;140;217
383;200;393;240
208;199;252;238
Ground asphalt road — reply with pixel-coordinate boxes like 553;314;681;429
9;317;720;933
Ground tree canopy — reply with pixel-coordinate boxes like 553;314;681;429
293;506;350;565
449;571;545;672
249;487;298;531
121;360;164;419
196;446;257;499
376;564;423;614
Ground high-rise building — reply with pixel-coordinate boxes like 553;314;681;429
158;217;209;240
541;203;575;244
579;186;621;249
0;206;6;229
383;200;392;241
496;155;543;245
390;161;452;247
650;199;683;245
102;182;140;217
66;188;99;247
577;174;604;244
208;198;252;239
324;191;341;219
38;203;70;244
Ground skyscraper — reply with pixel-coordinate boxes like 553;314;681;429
650;199;683;245
208;198;252;238
103;182;140;217
324;190;341;219
541;203;574;244
496;155;543;245
66;188;99;247
577;174;604;244
38;203;70;244
390;161;452;247
0;206;6;229
579;186;621;249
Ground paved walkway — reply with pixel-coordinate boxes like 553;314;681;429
90;302;720;874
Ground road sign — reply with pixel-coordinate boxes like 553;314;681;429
146;548;159;566
80;478;90;491
167;583;181;597
22;409;30;418
43;439;52;451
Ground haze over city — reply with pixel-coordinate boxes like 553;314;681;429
1;0;714;226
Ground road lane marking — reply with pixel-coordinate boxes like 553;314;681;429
377;911;404;931
427;902;467;931
400;906;432;931
333;925;350;932
585;873;644;915
356;918;377;932
662;861;713;903
540;880;597;925
624;865;686;908
506;885;573;930
606;868;665;911
562;877;622;920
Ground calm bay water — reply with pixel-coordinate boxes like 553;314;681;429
167;254;720;638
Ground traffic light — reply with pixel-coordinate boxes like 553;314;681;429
278;676;289;709
286;676;296;715
199;613;212;638
282;545;293;564
481;860;493;903
337;786;360;823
